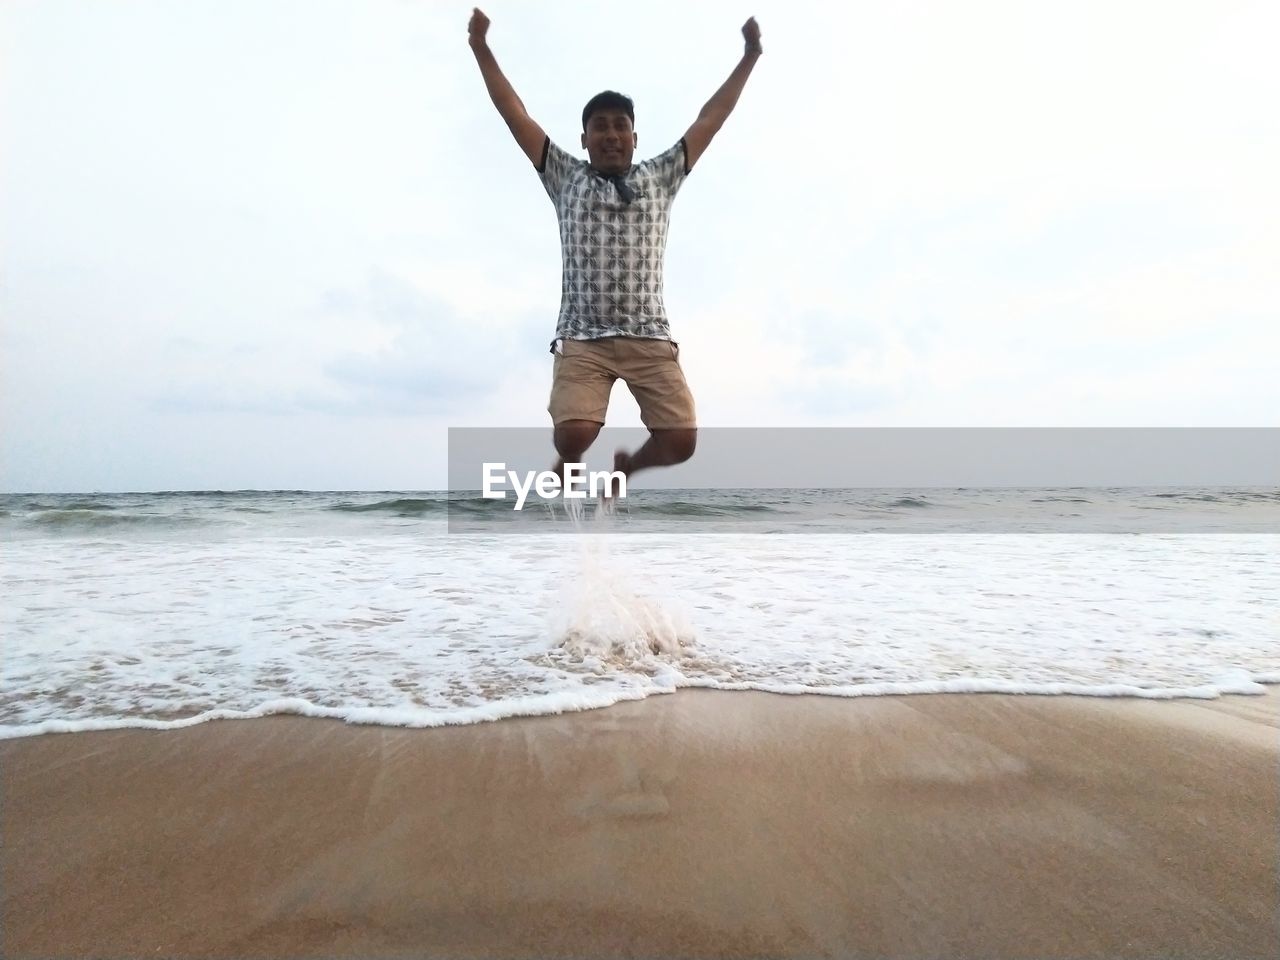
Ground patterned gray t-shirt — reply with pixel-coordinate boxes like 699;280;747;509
538;137;689;344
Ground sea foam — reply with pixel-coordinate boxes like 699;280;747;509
1;491;1276;739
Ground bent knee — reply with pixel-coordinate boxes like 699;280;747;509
554;420;602;458
661;428;697;464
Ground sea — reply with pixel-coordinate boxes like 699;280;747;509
2;488;1277;740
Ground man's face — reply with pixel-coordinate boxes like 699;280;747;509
581;110;637;175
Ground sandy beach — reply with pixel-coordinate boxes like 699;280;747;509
2;689;1276;959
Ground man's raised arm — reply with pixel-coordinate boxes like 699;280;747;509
468;8;547;168
682;18;763;171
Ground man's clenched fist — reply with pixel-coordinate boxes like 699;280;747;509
469;8;490;46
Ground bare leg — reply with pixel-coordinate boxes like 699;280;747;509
552;419;603;487
614;428;697;480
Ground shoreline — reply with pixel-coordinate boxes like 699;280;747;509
3;689;1277;958
5;678;1276;742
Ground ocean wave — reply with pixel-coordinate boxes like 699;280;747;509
631;500;778;518
1143;490;1280;503
886;496;932;508
327;496;760;518
328;496;784;522
330;498;450;516
28;510;212;531
1239;490;1280;503
149;490;312;498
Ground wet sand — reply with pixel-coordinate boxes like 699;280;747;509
2;689;1277;958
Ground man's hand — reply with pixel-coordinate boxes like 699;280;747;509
467;5;546;168
682;18;763;170
468;7;490;47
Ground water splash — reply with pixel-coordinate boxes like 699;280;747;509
548;503;695;663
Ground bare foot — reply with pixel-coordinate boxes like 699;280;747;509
613;448;633;478
598;448;632;507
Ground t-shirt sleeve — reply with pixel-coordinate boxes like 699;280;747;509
537;137;578;201
644;138;691;196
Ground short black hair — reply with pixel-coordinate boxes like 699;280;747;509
581;91;635;131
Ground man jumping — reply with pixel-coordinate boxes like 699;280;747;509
467;7;762;486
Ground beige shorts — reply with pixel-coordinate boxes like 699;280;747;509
548;336;697;429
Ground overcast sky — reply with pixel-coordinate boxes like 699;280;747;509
2;0;1277;492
